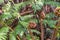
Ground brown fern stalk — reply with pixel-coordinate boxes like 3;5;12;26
37;10;45;40
51;28;58;40
28;24;35;40
20;10;33;16
40;19;44;40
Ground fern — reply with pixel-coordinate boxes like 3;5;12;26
0;0;60;40
0;27;9;40
9;32;16;40
44;1;60;7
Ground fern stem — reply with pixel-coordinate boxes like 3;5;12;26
20;10;33;16
28;24;35;40
51;28;58;40
40;19;44;40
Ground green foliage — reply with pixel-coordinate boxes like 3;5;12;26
0;0;60;40
45;1;60;7
0;27;9;40
43;19;57;28
43;13;58;28
32;0;43;13
14;22;26;37
9;32;16;40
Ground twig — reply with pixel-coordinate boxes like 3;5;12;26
17;35;21;40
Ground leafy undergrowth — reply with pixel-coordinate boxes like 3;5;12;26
0;0;60;40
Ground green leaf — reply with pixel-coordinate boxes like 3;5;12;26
45;1;60;7
31;29;40;35
9;33;16;40
14;23;26;37
47;20;57;28
20;15;35;22
0;0;4;4
19;21;29;28
0;27;9;40
2;12;12;20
